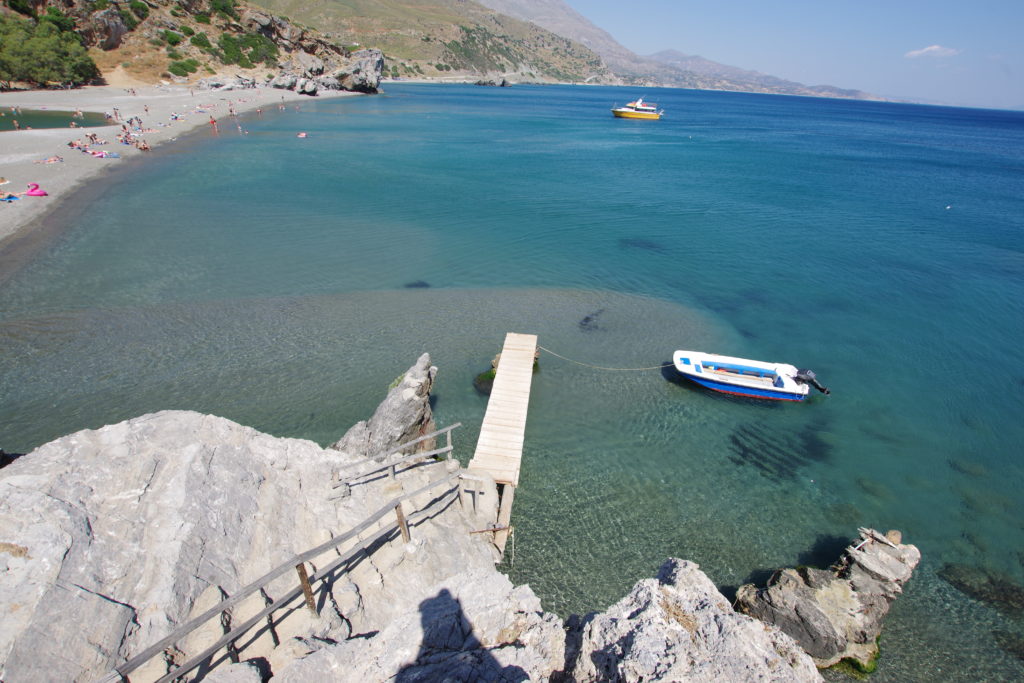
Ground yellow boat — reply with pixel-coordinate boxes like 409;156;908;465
611;98;663;120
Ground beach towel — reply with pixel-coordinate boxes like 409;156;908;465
1;196;21;202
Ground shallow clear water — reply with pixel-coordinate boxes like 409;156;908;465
1;84;1023;679
0;107;106;131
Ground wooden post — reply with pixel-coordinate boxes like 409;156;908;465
395;503;411;543
446;430;452;460
295;563;317;615
388;463;396;480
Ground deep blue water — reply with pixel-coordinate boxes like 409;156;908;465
1;84;1023;679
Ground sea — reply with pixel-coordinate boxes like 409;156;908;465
1;83;1022;680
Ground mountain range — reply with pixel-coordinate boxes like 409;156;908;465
473;0;879;98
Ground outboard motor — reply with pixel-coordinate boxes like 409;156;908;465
795;369;830;395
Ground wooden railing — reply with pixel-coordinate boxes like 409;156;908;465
332;423;462;490
98;426;464;683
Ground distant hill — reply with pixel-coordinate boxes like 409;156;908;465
647;50;877;99
475;0;879;99
246;0;616;83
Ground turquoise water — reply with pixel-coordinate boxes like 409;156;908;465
2;84;1023;679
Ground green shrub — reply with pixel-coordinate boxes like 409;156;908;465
40;7;76;33
129;1;148;20
8;0;34;17
118;9;138;30
92;0;110;10
180;25;194;36
166;48;182;59
210;0;238;20
189;32;211;49
167;58;199;77
217;33;242;64
194;12;210;24
163;30;182;46
169;7;183;17
216;32;274;67
0;15;99;87
148;37;163;46
238;32;277;65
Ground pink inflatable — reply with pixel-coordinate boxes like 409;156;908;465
25;183;48;196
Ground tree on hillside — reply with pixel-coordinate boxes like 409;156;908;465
0;14;99;89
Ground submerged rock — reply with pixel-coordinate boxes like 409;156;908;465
938;563;1024;619
735;528;920;669
570;558;822;682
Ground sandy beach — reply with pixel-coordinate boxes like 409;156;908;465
0;84;359;251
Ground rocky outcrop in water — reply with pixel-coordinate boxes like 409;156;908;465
329;352;437;460
0;351;894;682
735;528;920;670
569;559;822;682
938;563;1024;618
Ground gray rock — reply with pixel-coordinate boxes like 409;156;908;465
735;528;921;669
269;73;297;90
571;559;823;682
276;571;563;682
80;7;129;50
203;659;267;682
288;51;325;78
332;48;385;93
0;355;498;682
315;75;342;91
330;352;437;460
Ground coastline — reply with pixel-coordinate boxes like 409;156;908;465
0;84;359;253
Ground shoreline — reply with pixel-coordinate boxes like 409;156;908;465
0;84;359;256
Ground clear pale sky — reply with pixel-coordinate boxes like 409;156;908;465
564;0;1024;110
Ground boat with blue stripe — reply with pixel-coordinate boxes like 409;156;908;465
673;350;830;402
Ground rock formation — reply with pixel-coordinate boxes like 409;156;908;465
329;352;437;460
735;528;920;670
241;9;384;95
569;559;822;682
0;352;915;681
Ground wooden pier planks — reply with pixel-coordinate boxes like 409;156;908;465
468;332;537;487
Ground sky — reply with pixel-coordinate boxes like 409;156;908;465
563;0;1024;110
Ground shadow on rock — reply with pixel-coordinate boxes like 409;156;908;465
395;588;528;682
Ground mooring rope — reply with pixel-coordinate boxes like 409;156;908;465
536;345;673;372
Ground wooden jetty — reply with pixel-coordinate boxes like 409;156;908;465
468;332;538;557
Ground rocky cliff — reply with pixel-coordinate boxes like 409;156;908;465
0;355;912;681
736;528;921;670
8;0;383;93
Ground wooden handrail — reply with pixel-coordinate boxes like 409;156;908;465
334;444;454;488
333;423;462;487
377;422;461;459
153;475;462;683
107;468;462;681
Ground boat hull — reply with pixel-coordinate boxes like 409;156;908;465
673;350;809;402
612;109;661;120
684;374;806;401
